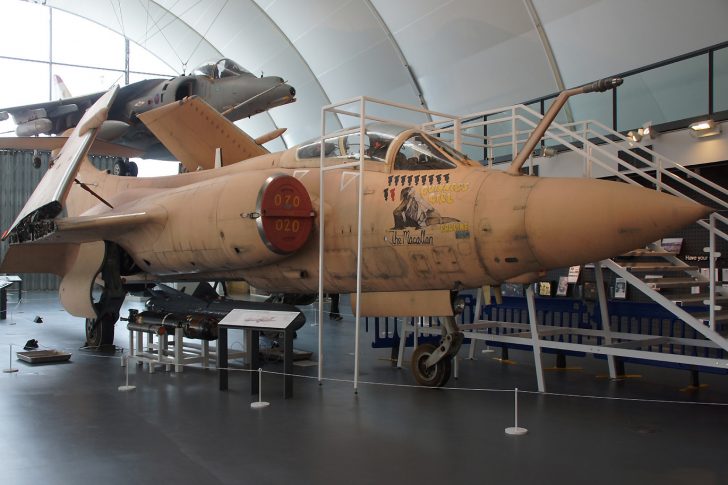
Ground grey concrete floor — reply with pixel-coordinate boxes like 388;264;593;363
1;291;728;485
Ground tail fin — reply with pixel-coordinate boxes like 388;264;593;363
53;75;72;99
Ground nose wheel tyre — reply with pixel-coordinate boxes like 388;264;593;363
411;343;452;387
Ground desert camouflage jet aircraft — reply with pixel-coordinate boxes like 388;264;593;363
0;77;710;386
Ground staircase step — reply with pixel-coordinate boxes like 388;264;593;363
642;277;708;289
623;263;699;273
620;249;675;257
669;294;728;305
689;311;728;324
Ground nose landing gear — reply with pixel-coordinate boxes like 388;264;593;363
412;343;452;387
410;316;463;387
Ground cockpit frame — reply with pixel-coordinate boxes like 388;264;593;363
192;58;254;80
295;124;475;174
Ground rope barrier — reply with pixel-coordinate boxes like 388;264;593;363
517;389;728;407
4;330;728;407
5;341;727;407
78;351;728;407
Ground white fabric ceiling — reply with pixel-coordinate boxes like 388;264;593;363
45;0;728;148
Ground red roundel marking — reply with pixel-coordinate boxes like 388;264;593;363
259;176;313;254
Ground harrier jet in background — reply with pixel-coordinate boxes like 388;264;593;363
0;78;711;387
0;58;295;166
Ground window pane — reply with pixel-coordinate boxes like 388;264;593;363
524;101;542;115
131;158;180;178
570;90;612;129
0;59;49;107
483;110;513;161
129;41;176;76
0;2;49;61
52;10;125;70
543;96;570;125
618;54;708;131
459;122;485;161
0;117;15;136
714;47;728;113
542;96;572;148
52;65;124;97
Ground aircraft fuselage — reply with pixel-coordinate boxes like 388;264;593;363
68;127;708;296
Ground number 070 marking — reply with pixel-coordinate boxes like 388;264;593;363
274;192;301;208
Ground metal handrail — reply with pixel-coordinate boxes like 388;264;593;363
433;103;728;214
438;103;728;333
565;118;728;208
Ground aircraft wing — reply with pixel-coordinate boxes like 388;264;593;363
47;208;165;244
0;92;103;134
2;86;119;241
0;211;157;265
0;136;144;158
138;95;268;172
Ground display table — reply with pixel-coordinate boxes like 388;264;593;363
217;309;301;399
0;275;22;320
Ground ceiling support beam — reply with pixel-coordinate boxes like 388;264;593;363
523;0;574;123
249;0;339;142
362;0;432;122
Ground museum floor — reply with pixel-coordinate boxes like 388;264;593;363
1;291;727;485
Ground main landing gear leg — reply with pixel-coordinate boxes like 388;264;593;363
85;243;127;349
411;316;463;387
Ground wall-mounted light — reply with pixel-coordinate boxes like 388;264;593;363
627;130;642;143
689;119;721;138
641;121;658;139
533;146;556;157
627;122;658;144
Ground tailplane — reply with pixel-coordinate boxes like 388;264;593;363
138;95;268;172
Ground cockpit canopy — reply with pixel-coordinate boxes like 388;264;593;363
192;58;253;79
295;123;470;170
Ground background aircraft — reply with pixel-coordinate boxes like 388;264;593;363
0;58;295;163
0;79;710;386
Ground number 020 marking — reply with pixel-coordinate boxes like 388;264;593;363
274;219;301;233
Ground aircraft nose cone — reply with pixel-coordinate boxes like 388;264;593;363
266;81;296;107
524;178;711;268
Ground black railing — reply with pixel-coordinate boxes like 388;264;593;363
472;41;728;162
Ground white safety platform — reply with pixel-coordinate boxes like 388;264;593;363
128;326;246;373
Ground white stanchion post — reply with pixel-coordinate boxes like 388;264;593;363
3;344;18;373
118;352;136;392
505;387;528;435
251;368;270;409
